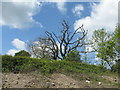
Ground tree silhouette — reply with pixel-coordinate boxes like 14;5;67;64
28;20;87;60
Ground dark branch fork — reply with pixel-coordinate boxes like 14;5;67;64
28;20;89;60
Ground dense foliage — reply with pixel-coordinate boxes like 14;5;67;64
15;50;31;57
111;60;120;72
91;28;119;69
65;50;81;62
2;55;110;74
113;26;120;61
2;55;30;72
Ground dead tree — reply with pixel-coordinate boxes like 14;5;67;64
28;20;87;60
28;37;57;59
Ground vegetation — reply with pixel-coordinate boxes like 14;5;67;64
15;50;31;57
2;21;119;74
65;50;81;62
2;55;110;75
113;25;120;61
90;27;119;69
26;21;119;70
111;60;120;72
2;25;119;88
2;55;30;72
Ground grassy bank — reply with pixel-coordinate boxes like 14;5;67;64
2;55;119;88
2;55;113;75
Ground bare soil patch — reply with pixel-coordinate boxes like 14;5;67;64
2;72;119;88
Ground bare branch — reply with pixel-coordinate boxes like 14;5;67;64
28;20;87;60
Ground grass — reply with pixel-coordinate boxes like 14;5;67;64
2;55;114;75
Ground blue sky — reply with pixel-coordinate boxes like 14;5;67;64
1;0;118;65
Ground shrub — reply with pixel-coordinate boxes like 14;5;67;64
2;55;30;72
2;55;110;75
15;50;31;57
111;60;120;72
2;55;13;71
65;50;81;62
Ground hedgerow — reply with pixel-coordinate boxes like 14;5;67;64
2;55;109;75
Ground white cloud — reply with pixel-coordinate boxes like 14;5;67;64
7;38;26;56
74;0;118;38
0;0;42;29
72;4;84;17
12;38;26;50
56;0;66;14
7;49;20;56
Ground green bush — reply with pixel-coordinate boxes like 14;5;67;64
2;55;13;71
65;50;81;62
2;55;30;72
111;60;120;72
15;50;31;57
2;55;110;75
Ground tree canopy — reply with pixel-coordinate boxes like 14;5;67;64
90;27;119;69
65;50;81;62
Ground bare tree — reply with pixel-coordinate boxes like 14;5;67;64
28;20;87;60
28;37;56;59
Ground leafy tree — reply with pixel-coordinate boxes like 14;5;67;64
91;29;111;52
15;50;31;57
113;25;120;61
96;39;116;69
65;50;81;62
91;29;116;69
28;20;87;60
110;25;120;71
111;60;120;72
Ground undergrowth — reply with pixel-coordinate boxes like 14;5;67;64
2;55;112;75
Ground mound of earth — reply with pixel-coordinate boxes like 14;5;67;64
2;72;118;88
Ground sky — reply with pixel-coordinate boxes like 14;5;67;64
0;0;118;64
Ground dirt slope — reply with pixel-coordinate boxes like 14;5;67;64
2;72;118;88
